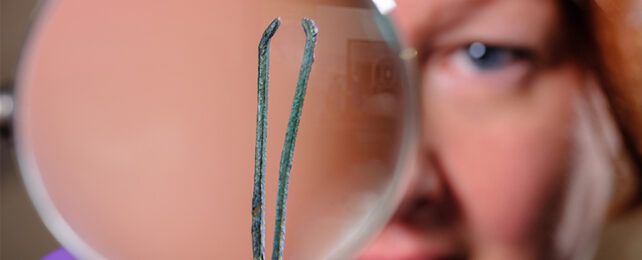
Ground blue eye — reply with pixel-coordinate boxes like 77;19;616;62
466;42;519;70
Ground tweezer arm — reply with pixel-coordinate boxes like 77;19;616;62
252;17;280;260
271;18;318;260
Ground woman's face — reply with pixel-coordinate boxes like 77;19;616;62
359;0;589;259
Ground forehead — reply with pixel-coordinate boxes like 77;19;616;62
392;0;560;47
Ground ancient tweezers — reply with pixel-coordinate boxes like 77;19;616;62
251;17;318;260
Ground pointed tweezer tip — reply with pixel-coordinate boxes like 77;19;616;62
301;18;319;37
269;17;282;29
259;17;281;46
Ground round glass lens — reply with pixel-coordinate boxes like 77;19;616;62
15;0;417;259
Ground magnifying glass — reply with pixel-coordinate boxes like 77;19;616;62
11;0;418;258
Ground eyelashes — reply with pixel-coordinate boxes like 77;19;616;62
444;41;536;79
425;41;539;94
461;42;533;71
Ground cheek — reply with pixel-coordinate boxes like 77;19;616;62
422;66;581;245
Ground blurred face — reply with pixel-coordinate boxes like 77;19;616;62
358;0;589;259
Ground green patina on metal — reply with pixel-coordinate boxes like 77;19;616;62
252;17;280;260
252;17;318;260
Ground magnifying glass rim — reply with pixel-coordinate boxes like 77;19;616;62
12;1;420;259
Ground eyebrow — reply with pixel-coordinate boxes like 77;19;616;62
401;0;558;53
394;0;490;49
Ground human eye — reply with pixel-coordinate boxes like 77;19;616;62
460;42;531;71
429;41;537;92
450;42;533;74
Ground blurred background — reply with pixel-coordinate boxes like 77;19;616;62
2;0;62;259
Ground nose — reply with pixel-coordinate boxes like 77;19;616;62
393;150;460;232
